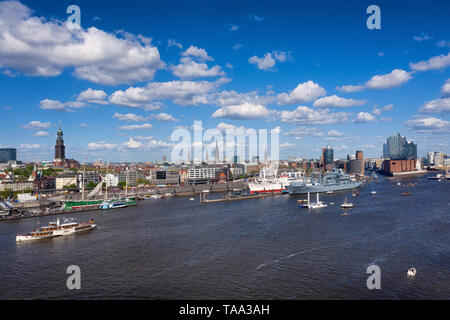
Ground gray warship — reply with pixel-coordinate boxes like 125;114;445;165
287;169;362;195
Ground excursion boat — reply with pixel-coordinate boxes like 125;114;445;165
16;218;96;242
99;198;136;210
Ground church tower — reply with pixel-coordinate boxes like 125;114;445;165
54;128;66;167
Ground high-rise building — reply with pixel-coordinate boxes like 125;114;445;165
0;148;16;163
383;133;417;160
54;128;66;166
349;150;364;175
322;145;334;171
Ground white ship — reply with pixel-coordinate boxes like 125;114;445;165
248;163;304;194
16;218;96;242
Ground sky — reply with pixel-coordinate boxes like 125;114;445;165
0;0;449;162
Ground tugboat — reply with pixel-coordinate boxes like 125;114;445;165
340;198;355;209
16;218;96;242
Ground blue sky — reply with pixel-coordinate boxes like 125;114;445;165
0;0;449;162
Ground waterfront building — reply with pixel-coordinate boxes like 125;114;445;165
148;169;179;186
77;171;101;188
54;128;66;167
348;150;364;175
383;133;417;160
0;181;33;192
427;151;445;168
55;172;77;190
104;173;119;187
34;175;56;192
0;148;17;163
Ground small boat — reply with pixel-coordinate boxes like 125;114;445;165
326;190;334;194
150;194;162;199
407;267;416;277
370;190;377;194
402;191;411;196
397;182;401;186
189;197;195;201
340;198;355;209
340;212;348;216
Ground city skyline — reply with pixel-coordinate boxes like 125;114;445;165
1;0;450;162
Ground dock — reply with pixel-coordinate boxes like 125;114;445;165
200;190;283;203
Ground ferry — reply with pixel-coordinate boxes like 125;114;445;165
16;218;96;242
99;197;136;209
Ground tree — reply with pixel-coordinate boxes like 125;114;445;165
86;182;97;189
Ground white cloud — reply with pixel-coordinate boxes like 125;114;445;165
248;53;276;71
382;104;394;111
77;88;108;104
0;1;164;85
284;127;323;137
436;40;450;48
212;103;271;120
248;51;291;71
117;123;153;130
409;52;450;71
313;95;367;108
280;142;295;148
123;138;143;149
419;97;450;113
154;113;176;122
277;81;326;105
441;79;450;97
167;39;182;49
87;141;118;150
39;99;87;112
21;121;52;129
170;57;225;79
413;33;431;42
33;131;49;137
279;106;348;125
249;14;264;22
327;129;344;137
109;79;224;107
225;62;233;69
182;45;213;61
353;112;376;123
405;116;450;133
113;112;148;122
147;139;172;150
336;85;365;93
229;24;239;32
366;69;412;89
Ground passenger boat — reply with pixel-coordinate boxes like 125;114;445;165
301;192;327;209
340;198;355;209
16;218;96;242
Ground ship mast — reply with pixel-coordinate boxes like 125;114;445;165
81;162;86;201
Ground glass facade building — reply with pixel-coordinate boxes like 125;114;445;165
383;133;417;160
0;148;16;163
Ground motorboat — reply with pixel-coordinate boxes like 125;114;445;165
370;190;377;194
407;267;416;277
340;198;355;209
402;191;411;196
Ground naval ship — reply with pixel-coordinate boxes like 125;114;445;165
286;169;362;195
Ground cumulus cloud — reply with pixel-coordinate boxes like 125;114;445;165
419;97;450;113
87;141;118;150
0;1;164;85
409;52;450;71
109;79;226;107
21;120;52;129
77;88;108;104
336;85;365;93
366;69;412;89
441;79;450;97
233;43;243;50
167;39;182;49
153;113;177;122
353;112;376;123
18;143;40;150
382;104;394;111
33;131;49;137
413;33;431;42
182;45;213;61
278;106;349;125
248;51;291;71
327;129;344;137
170;57;225;79
123;138;143;149
117;123;153;130
405;116;450;133
113;112;148;122
277;81;326;105
39;99;87;112
212;103;271;120
313;95;367;108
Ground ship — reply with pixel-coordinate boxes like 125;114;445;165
99;198;133;209
248;164;304;194
287;169;362;195
16;218;96;242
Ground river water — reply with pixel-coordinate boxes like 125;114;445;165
0;174;449;299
